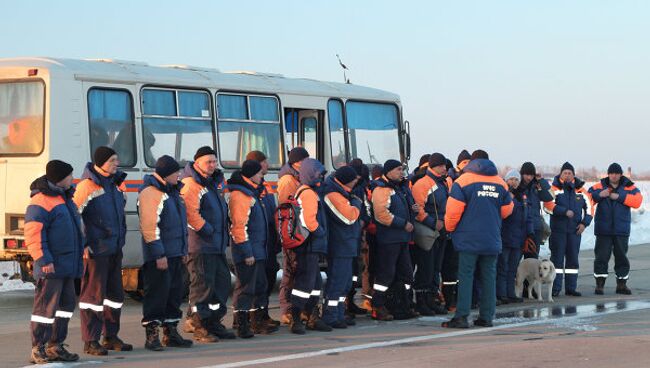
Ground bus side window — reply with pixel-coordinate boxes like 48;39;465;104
88;88;136;166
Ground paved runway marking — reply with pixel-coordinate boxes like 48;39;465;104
199;302;650;368
21;360;103;368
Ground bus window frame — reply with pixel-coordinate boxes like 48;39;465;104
343;99;404;164
326;98;350;167
215;90;285;170
86;87;137;168
0;78;46;157
140;85;216;168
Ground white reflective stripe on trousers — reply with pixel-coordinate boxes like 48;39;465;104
327;300;339;307
55;310;73;318
31;315;55;324
594;273;608;278
103;299;123;309
564;269;579;274
208;304;221;310
373;284;388;292
291;289;311;299
79;302;104;312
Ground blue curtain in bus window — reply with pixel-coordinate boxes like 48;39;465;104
217;94;247;119
250;96;279;121
327;100;347;168
179;91;210;118
88;89;135;166
142;89;176;116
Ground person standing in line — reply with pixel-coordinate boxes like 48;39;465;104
73;147;132;355
544;162;593;297
519;162;554;258
25;160;83;364
589;163;643;295
181;146;234;342
138;156;193;351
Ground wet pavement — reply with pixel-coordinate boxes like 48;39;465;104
2;244;650;368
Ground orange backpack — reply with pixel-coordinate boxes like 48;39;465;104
275;187;310;249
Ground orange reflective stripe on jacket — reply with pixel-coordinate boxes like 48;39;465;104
411;174;436;223
371;186;395;227
278;174;300;204
25;194;64;261
444;196;466;232
180;178;208;231
228;190;255;244
138;185;167;244
324;191;360;225
72;179;105;214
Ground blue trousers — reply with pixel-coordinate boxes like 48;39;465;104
456;252;497;322
323;257;353;324
550;231;581;293
497;247;521;298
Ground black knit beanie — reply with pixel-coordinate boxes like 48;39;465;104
46;160;74;184
607;163;623;175
93;146;116;167
560;162;575;174
288;147;310;165
428;153;447;168
194;146;216;161
520;162;536;176
155;155;180;179
383;159;402;175
241;160;262;178
334;166;358;185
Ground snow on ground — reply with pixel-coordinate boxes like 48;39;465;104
2;182;650;292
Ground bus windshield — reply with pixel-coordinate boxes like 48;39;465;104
0;81;44;156
346;101;401;165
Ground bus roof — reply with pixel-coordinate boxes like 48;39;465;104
0;57;400;102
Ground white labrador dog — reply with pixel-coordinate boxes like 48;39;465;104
515;258;556;302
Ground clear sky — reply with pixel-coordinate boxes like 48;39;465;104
1;0;649;172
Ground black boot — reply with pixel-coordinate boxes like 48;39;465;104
251;309;278;335
102;336;133;351
144;322;164;351
415;291;435;316
236;312;254;338
306;306;332;332
426;291;449;315
46;343;79;362
260;307;281;327
83;340;108;356
595;277;606;295
210;316;236;340
346;289;367;315
289;307;306;335
371;305;394;321
191;314;219;343
616;279;632;295
162;322;193;348
441;316;469;329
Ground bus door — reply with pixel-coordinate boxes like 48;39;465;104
284;108;324;162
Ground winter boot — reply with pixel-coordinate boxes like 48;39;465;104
235;312;254;339
346;289;368;315
144;322;164;351
371;305;394;321
162;323;193;348
473;317;493;327
183;315;195;333
251;310;278;335
289;307;306;335
616;279;632;295
415;291;435;316
261;307;281;327
83;340;108;356
30;344;49;364
441;316;469;329
595;277;606;295
306;306;332;332
102;336;133;351
191;314;219;343
426;291;449;315
46;343;79;362
210;316;236;340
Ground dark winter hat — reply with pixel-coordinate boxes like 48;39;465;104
46;160;74;184
520;162;536;176
241;159;262;178
471;149;489;160
288;147;310;165
155;155;180;179
334;166;359;185
608;163;623;175
428;153;447;168
418;154;431;167
349;158;365;177
445;159;454;171
93;146;117;167
194;146;216;161
245;150;267;162
382;159;402;175
560;162;575;174
457;149;471;165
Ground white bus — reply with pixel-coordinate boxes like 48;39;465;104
0;57;411;290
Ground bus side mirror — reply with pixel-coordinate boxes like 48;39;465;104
403;120;411;162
